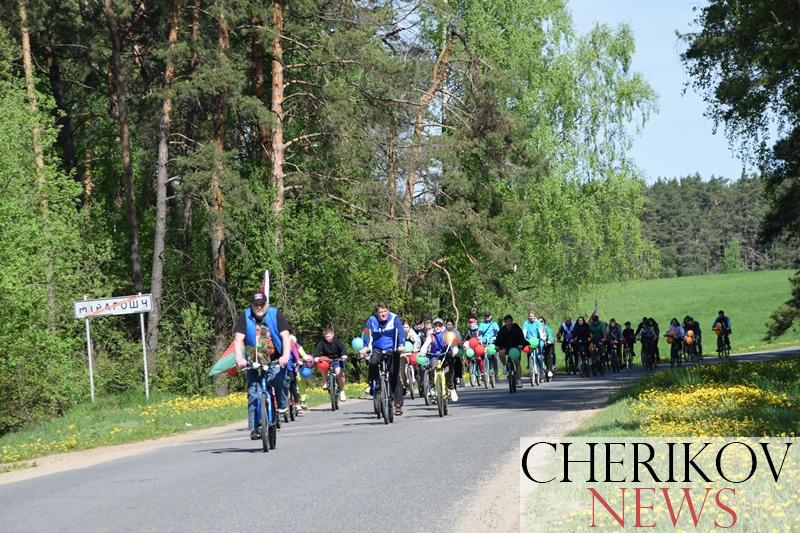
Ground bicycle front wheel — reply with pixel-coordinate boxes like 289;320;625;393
435;372;445;417
260;393;269;453
529;356;535;387
422;369;431;405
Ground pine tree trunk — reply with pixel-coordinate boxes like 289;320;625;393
41;37;77;174
181;0;201;256
251;15;271;170
145;0;180;377
211;4;231;396
104;0;144;292
270;0;285;223
19;0;56;332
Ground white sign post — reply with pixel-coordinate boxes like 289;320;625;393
74;293;153;401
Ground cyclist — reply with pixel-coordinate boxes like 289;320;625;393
523;311;545;383
572;315;591;373
478;311;500;379
650;317;661;362
712;310;732;350
234;291;294;440
445;318;464;386
622;321;636;358
358;302;405;416
478;311;499;345
419;317;458;401
313;328;348;402
496;314;526;388
637;318;658;368
688;316;703;358
606;318;623;368
588;314;607;367
665;318;685;364
287;330;306;413
557;315;576;369
540;317;556;376
464;315;482;377
404;321;422;351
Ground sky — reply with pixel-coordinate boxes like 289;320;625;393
568;0;749;183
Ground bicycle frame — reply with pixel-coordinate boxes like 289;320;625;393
251;361;280;452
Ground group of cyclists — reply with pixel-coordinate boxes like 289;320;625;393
231;291;734;439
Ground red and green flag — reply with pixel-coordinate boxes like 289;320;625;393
208;340;238;377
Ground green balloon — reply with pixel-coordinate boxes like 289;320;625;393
466;348;475;359
486;344;497;356
416;356;429;366
508;347;521;361
404;341;414;353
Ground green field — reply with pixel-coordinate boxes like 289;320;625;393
576;269;799;353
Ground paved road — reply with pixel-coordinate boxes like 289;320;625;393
1;348;795;533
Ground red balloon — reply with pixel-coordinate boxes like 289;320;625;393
406;354;417;366
468;337;480;349
474;344;486;357
523;345;531;353
316;356;331;374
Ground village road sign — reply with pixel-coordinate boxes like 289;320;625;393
74;294;152;319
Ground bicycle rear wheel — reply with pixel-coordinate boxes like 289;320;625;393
406;366;415;400
381;378;390;425
422;369;431;406
271;391;281;430
435;373;445;417
268;421;277;449
329;373;337;412
260;393;269;453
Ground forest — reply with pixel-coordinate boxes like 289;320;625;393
642;174;797;278
1;0;796;434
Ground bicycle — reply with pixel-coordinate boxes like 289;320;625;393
467;355;481;387
641;338;656;371
574;340;590;378
717;332;731;359
369;350;395;425
404;355;416;400
431;354;449;417
249;360;280;452
506;351;518;393
417;355;432;405
528;347;542;387
321;356;346;412
607;340;621;373
669;338;682;368
285;372;298;422
590;342;605;376
485;353;497;388
622;339;634;369
562;341;577;375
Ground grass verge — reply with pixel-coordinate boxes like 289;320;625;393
570;358;800;438
0;382;367;465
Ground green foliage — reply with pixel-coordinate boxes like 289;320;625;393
0;25;108;433
155;304;215;395
0;0;658;434
642;174;797;277
681;1;800;337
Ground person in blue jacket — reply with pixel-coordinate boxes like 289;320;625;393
233;291;293;440
358;302;406;416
